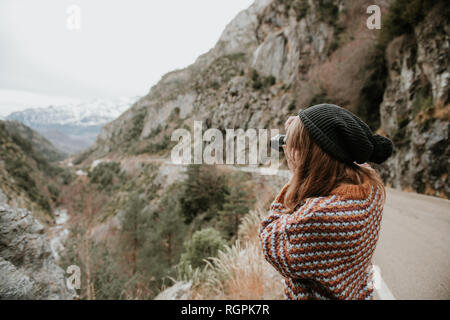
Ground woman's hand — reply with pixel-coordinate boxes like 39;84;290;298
283;116;298;180
285;116;297;131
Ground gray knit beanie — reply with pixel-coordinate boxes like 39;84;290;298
298;104;393;165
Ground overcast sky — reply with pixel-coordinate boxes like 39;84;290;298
0;0;254;116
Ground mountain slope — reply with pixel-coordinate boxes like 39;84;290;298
3;120;66;162
0;120;71;224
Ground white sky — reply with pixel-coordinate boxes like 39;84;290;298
0;0;254;116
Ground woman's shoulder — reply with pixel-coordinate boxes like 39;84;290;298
291;184;382;220
329;181;373;200
326;180;385;212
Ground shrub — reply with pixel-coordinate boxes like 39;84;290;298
250;70;276;90
60;169;75;185
48;183;60;200
146;125;162;139
251;70;262;90
264;75;276;87
137;134;172;155
378;0;437;47
308;91;330;107
392;117;410;146
88;161;122;190
178;228;226;271
288;100;296;112
317;0;339;25
188;210;285;300
412;81;434;117
37;196;51;212
293;0;309;20
327;23;346;56
124;109;146;142
281;0;308;20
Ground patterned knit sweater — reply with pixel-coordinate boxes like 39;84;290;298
259;180;385;300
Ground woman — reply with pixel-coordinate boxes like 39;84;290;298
259;104;393;300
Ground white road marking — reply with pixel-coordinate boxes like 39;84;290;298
373;265;396;300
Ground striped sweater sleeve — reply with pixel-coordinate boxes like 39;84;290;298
259;185;348;280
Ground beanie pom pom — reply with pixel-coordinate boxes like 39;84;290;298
369;135;394;164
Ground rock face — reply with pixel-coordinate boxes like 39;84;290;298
86;0;448;198
0;190;74;299
379;5;449;198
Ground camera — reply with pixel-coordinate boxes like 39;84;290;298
271;134;286;152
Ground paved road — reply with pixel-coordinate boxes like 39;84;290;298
373;187;450;299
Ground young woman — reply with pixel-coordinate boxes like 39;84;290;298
259;103;393;300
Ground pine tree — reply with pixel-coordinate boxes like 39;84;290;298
218;173;252;240
179;165;229;223
120;192;147;275
139;185;187;286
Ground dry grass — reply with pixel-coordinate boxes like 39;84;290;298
179;209;284;300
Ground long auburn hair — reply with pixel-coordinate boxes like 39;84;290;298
284;117;385;212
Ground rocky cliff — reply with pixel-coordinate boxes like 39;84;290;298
379;3;449;197
83;0;448;198
0;190;74;299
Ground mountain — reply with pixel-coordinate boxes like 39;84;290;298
83;0;449;198
6;97;138;154
2;120;66;162
0;120;71;224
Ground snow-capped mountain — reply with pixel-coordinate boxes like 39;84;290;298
7;97;136;128
6;97;139;154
